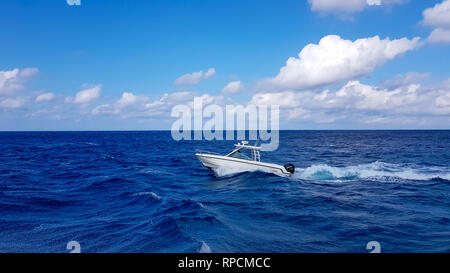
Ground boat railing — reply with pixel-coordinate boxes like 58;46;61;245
195;149;222;155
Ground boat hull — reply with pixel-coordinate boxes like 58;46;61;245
196;153;292;176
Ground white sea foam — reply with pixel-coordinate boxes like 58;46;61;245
132;191;161;200
213;167;255;177
140;167;171;175
213;165;291;178
198;241;212;253
294;161;450;182
212;161;449;181
85;142;100;146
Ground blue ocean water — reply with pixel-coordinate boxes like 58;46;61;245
0;131;449;253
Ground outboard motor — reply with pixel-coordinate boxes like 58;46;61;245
284;163;295;174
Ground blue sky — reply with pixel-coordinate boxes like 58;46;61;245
1;0;449;130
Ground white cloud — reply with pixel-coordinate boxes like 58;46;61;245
92;104;116;115
366;0;381;6
221;81;244;94
27;105;63;119
146;91;195;109
436;92;450;107
379;72;430;89
19;67;39;78
0;68;38;110
35;92;56;103
309;0;367;13
265;35;420;90
174;68;216;85
116;92;139;107
145;91;227;117
423;0;450;28
0;68;39;95
0;97;26;109
327;80;447;115
423;0;450;44
93;89;229;119
92;92;148;115
427;28;450;44
68;85;102;104
250;91;307;108
250;75;450;125
308;0;404;14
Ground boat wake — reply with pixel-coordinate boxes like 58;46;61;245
213;161;450;182
293;161;450;182
213;166;288;178
213;167;256;177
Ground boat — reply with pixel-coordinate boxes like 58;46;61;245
195;141;295;176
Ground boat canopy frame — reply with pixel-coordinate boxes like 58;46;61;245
225;141;261;162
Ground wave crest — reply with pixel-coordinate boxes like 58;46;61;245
295;161;450;181
132;191;161;200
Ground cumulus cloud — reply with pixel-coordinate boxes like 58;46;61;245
427;28;450;44
366;0;381;6
436;92;450;108
67;85;102;104
27;106;63;119
221;81;244;94
116;92;139;107
423;0;450;28
264;35;420;91
146;91;194;109
0;97;27;109
250;91;307;108
93;90;228;119
423;0;450;44
308;0;404;15
174;68;216;85
379;72;430;89
250;75;450;126
145;91;227;117
0;68;39;95
92;92;149;115
309;0;367;13
35;92;56;103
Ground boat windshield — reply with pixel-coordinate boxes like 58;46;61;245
227;149;252;160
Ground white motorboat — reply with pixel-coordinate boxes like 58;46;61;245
196;141;295;176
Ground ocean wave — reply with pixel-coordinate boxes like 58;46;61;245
294;161;450;182
160;199;206;216
209;161;450;182
85;142;100;146
2;131;450;252
131;191;161;200
140;167;172;176
80;177;136;192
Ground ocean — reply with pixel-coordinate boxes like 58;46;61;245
0;131;449;253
